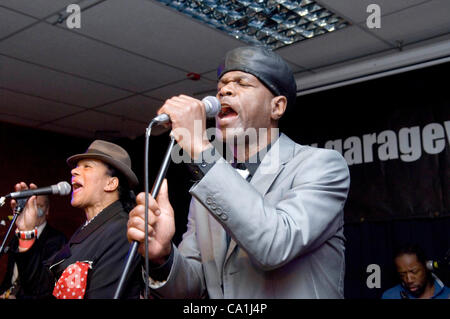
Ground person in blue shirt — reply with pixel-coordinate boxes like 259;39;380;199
382;243;450;299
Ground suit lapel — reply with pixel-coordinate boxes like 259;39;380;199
250;133;295;195
225;239;237;263
70;201;123;244
193;199;225;297
225;134;295;261
209;215;227;275
47;201;123;271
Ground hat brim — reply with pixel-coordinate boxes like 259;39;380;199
67;153;139;189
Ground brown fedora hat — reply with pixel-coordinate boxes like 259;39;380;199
67;140;139;188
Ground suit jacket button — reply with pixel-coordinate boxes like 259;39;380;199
220;213;228;221
206;197;213;205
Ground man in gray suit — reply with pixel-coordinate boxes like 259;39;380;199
127;46;351;298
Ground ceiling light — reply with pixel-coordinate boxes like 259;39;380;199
157;0;349;49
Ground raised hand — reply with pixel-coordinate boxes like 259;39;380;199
11;182;39;231
127;179;175;265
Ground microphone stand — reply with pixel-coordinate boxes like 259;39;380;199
0;198;29;256
113;123;176;299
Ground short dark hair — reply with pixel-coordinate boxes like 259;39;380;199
394;243;427;266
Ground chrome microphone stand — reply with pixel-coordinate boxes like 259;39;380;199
114;121;176;299
0;197;28;256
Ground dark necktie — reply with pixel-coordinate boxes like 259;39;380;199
226;162;251;246
233;162;251;181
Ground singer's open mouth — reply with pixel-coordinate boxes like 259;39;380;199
218;106;237;119
72;182;82;193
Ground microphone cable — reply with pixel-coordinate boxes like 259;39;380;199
143;120;176;299
115;97;218;298
143;122;152;299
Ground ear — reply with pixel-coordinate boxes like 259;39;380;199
270;96;287;121
104;176;119;192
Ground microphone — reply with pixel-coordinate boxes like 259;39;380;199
426;249;450;271
3;181;72;200
426;258;450;271
151;96;221;125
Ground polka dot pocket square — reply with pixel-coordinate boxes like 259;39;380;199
53;261;92;299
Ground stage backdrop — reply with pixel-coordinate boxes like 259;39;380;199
281;61;450;298
0;62;449;299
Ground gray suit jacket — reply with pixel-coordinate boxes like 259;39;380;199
151;134;350;298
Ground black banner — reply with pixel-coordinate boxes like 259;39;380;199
282;61;450;223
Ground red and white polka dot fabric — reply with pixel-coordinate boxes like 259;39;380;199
53;261;92;299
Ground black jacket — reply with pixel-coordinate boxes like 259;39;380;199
14;201;142;299
0;224;67;298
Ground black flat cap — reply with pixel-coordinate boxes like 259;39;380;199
218;46;297;107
